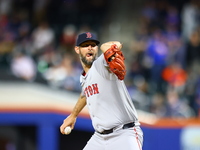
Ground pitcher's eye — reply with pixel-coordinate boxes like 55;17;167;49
80;44;96;47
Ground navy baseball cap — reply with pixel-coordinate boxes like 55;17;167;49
76;32;100;46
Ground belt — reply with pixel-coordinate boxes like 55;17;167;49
98;122;135;135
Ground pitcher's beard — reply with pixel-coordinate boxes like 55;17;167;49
80;54;97;67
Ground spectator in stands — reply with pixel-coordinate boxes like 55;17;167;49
32;0;50;24
150;93;167;118
60;24;77;54
43;53;81;92
181;0;200;42
30;21;55;62
143;28;168;93
185;28;200;69
10;51;36;81
162;62;187;93
0;14;16;67
128;75;151;112
194;78;200;117
183;28;200;115
165;90;195;118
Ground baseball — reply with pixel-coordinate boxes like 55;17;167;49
64;126;72;135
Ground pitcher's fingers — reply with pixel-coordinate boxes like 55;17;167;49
60;124;65;134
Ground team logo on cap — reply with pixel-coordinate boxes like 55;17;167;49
86;32;92;38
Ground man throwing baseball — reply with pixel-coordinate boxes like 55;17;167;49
60;32;143;150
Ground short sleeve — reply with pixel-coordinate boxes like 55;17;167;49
93;54;117;80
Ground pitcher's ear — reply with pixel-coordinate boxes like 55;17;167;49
74;46;79;54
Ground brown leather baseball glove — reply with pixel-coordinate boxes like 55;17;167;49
104;44;126;80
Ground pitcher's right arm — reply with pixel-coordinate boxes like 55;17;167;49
60;94;87;134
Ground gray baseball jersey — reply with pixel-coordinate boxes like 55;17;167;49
80;54;140;133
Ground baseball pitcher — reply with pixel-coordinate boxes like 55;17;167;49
60;32;143;150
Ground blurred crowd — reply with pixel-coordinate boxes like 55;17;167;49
0;0;200;118
127;0;200;118
0;0;109;92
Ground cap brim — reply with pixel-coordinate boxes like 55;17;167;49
77;40;100;46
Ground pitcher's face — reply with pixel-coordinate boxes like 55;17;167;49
75;41;98;67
